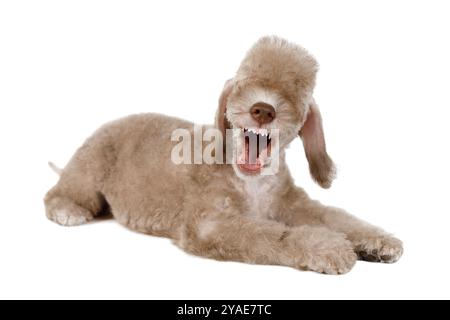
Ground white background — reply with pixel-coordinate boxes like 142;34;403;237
1;0;449;300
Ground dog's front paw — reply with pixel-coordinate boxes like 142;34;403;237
355;235;403;263
305;239;357;275
289;227;357;275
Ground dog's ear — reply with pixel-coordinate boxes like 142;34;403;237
299;99;336;188
215;79;234;137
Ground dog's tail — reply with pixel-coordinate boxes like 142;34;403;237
48;162;63;176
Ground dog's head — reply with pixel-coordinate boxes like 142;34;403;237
215;36;335;188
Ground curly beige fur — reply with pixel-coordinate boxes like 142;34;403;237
44;36;402;274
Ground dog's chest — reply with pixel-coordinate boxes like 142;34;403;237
241;179;278;220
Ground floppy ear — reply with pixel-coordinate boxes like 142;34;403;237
215;79;234;137
299;99;336;188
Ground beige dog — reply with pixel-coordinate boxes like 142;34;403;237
45;36;402;274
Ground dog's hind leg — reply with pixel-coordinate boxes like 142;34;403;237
45;192;97;226
44;146;110;227
45;176;108;226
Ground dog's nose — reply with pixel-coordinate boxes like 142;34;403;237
250;102;276;125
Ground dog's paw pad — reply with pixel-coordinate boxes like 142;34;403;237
356;236;403;264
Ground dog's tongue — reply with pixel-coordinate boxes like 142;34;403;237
239;162;263;171
238;137;264;172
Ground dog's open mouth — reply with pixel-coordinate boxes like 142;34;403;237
237;128;272;175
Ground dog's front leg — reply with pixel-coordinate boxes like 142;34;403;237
175;214;357;275
276;188;403;263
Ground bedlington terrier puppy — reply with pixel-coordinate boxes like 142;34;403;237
45;36;403;274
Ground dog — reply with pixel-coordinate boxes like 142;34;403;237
45;36;403;274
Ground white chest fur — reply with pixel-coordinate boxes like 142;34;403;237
242;177;279;220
